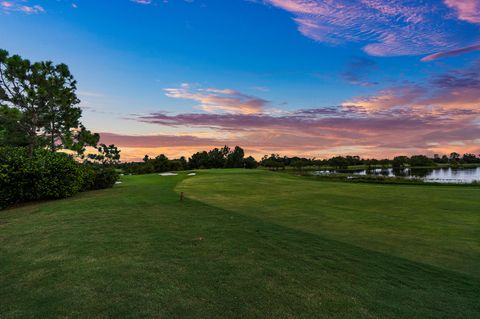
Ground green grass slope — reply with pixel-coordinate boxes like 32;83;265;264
1;170;479;318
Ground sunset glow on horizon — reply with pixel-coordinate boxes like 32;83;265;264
2;0;479;161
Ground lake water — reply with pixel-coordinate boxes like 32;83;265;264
312;167;480;184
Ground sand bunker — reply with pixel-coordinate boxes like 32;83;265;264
188;173;197;176
159;172;178;176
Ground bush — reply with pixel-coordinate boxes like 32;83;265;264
78;164;96;192
33;150;83;199
0;147;118;209
89;167;118;190
0;147;37;207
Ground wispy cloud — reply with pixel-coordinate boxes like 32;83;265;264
131;0;152;4
422;44;480;62
0;0;44;14
164;83;269;114
258;0;479;57
345;59;480;111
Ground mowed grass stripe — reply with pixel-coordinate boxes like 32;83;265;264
177;169;480;278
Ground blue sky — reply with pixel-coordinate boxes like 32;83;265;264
1;0;480;160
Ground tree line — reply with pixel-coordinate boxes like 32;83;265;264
259;152;480;170
119;146;259;174
119;150;480;175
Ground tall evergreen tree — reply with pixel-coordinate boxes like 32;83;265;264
0;49;95;154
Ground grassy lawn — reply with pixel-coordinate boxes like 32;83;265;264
1;169;479;318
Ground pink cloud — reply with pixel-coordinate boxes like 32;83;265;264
343;85;426;112
259;0;479;57
444;0;480;24
422;44;480;61
164;84;268;114
1;1;13;8
1;1;44;14
347;60;480;113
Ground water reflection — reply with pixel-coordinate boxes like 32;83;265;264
313;167;480;183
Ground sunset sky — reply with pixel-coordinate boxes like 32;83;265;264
1;0;479;161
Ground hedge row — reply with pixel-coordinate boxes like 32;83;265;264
0;147;118;209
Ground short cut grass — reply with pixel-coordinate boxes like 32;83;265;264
1;169;479;318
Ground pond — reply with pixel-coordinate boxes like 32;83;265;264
312;167;480;184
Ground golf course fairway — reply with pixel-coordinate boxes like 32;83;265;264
1;169;479;318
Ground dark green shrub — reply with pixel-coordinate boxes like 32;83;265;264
1;148;86;208
78;164;96;191
0;147;37;207
0;148;121;209
33;150;84;199
90;167;118;190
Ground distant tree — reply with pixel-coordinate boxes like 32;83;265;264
143;155;150;163
408;155;433;167
189;151;209;169
178;156;188;169
449;152;460;165
207;146;230;168
152;154;170;172
261;154;285;170
328;156;349;169
462;153;478;164
364;158;378;170
167;157;188;171
345;155;362;166
291;158;311;170
379;159;390;168
225;146;245;168
392;156;409;169
244;156;258;169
